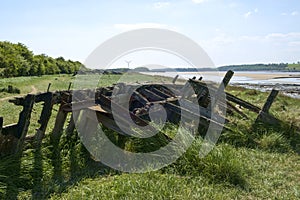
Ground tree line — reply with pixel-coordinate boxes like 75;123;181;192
217;63;289;71
0;41;83;77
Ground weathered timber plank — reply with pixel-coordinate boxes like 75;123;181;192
139;88;165;101
51;93;70;143
225;93;261;113
35;92;54;145
0;117;2;135
151;87;173;99
66;113;76;136
255;89;280;125
227;102;249;119
163;101;226;130
261;89;279;113
172;75;179;84
132;91;149;105
14;94;35;153
211;70;234;105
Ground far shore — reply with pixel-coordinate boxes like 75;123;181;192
175;71;300;80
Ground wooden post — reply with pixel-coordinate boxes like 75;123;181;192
172;75;179;84
210;70;234;107
66;113;76;136
14;94;35;154
47;83;52;92
68;82;72;91
221;70;234;89
0;117;3;135
261;89;279;113
255;89;279;124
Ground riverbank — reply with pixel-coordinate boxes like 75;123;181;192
142;71;300;99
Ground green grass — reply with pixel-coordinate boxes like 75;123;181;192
0;74;299;199
288;63;300;70
48;148;299;200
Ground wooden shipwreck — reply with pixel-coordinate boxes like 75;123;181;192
0;70;280;156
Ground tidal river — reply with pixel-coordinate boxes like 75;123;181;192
141;71;300;99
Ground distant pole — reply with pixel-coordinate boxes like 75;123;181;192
125;60;132;68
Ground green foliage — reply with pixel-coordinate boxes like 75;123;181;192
0;41;82;77
0;85;20;94
288;62;300;70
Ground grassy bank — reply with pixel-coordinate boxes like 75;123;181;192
0;74;299;199
288;63;300;70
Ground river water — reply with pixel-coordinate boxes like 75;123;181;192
141;71;300;99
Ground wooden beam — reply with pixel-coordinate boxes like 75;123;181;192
210;70;234;108
35;92;54;146
51;93;70;143
261;89;279;113
226;93;261;113
255;89;280;125
14;94;35;153
172;75;179;84
0;117;3;135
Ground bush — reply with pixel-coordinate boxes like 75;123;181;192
0;85;21;94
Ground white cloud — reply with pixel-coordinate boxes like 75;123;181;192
254;8;258;13
153;2;170;9
265;32;300;41
291;11;299;16
113;23;175;31
281;12;288;16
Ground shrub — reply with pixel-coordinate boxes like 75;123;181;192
0;85;21;94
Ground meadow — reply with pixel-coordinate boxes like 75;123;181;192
0;74;299;199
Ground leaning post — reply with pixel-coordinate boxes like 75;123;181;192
255;89;279;124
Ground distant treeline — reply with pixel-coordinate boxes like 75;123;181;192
139;63;299;72
217;63;289;71
0;41;83;77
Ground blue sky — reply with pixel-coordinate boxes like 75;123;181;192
1;0;300;67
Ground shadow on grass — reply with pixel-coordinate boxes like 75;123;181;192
32;146;43;199
0;131;113;200
3;154;22;200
